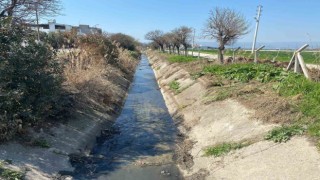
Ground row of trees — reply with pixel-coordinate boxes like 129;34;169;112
145;26;193;56
146;8;249;63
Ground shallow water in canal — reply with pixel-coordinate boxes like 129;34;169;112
71;55;182;180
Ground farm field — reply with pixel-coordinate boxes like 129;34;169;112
195;49;320;64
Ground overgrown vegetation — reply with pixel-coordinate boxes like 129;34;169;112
0;17;140;142
203;63;286;83
0;19;66;141
204;141;251;157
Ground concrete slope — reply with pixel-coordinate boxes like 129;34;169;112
148;52;320;179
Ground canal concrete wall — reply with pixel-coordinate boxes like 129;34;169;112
147;51;320;179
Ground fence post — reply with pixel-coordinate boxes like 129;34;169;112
254;45;265;63
232;47;241;63
286;44;310;79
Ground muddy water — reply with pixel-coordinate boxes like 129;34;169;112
71;55;182;179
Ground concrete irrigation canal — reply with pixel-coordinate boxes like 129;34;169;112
69;55;182;179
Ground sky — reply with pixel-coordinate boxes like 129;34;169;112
52;0;320;48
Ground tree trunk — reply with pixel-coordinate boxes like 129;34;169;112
184;44;188;56
169;46;172;54
160;44;164;52
218;45;225;64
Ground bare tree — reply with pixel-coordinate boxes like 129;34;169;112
173;26;192;56
0;0;26;18
1;0;61;27
172;34;180;55
203;8;249;63
145;30;166;52
163;32;175;54
23;0;62;40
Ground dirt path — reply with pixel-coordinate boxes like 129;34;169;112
148;52;320;179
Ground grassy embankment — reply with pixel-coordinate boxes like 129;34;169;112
197;49;320;64
163;53;320;156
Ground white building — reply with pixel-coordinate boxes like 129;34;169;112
30;20;102;35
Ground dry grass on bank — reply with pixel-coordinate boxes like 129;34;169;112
58;45;139;113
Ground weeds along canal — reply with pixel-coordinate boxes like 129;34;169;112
68;55;182;179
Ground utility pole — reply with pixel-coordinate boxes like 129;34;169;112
251;5;262;54
192;28;195;56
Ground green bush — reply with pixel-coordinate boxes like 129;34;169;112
0;20;64;141
110;33;139;51
46;32;65;49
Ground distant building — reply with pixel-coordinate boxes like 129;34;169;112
29;20;102;35
74;24;102;35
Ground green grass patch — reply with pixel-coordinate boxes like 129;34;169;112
169;80;180;94
308;121;320;137
265;125;305;143
167;55;198;63
277;74;320;122
203;63;287;83
204;141;251;157
0;162;23;180
197;49;320;64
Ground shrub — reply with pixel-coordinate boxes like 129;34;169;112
0;20;64;141
110;33;138;51
77;33;119;65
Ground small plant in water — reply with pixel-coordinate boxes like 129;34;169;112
32;138;50;148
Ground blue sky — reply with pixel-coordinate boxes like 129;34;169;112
53;0;320;47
